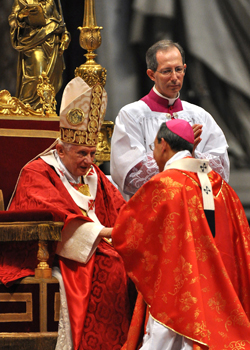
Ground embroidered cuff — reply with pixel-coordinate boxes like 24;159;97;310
56;220;103;263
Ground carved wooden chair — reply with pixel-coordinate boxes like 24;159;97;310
0;109;113;349
0;208;64;349
0;114;63;349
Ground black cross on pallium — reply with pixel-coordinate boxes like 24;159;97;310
203;186;211;195
200;163;207;172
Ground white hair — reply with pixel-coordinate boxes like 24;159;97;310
57;139;73;151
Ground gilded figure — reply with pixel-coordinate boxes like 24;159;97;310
96;131;110;153
8;0;70;109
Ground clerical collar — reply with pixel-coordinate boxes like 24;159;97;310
141;88;183;113
164;150;192;170
54;150;81;184
153;86;180;106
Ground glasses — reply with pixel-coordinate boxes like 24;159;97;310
149;142;154;151
156;66;186;76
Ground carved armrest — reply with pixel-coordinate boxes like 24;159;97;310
0;210;64;279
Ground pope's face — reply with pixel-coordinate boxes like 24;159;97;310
57;144;96;177
147;47;186;99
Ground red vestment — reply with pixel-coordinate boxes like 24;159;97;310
1;158;132;350
112;164;250;349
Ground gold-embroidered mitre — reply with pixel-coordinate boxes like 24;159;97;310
59;77;107;146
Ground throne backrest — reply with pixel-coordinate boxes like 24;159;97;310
0;115;60;207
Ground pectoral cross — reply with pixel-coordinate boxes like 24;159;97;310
70;178;91;197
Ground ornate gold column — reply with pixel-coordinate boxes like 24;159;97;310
75;0;113;167
75;0;107;88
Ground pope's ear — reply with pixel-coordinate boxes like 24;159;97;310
147;69;156;82
56;143;64;157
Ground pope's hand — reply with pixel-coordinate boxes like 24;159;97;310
99;227;113;238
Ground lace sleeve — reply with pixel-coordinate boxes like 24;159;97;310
195;151;230;183
124;153;159;195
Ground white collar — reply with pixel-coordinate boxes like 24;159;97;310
54;150;81;184
164;150;191;170
40;150;100;221
153;85;180;106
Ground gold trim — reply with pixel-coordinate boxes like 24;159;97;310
66;108;85;126
76;0;107;87
0;293;32;322
17;276;59;284
0;221;63;227
0;89;58;118
54;292;60;322
0;332;58;338
0;221;64;241
40;281;47;332
0;116;59;121
0;190;4;211
216;180;224;198
60;84;104;145
0;128;60;139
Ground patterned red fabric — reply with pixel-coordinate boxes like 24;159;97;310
112;167;250;349
121;292;147;350
61;239;131;350
1;157;131;350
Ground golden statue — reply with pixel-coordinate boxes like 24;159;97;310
8;0;71;110
96;132;110;153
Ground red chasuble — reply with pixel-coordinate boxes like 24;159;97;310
1;158;131;350
112;167;250;350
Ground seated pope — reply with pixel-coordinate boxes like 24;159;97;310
0;77;133;350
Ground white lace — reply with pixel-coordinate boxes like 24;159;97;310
124;150;229;196
195;151;229;183
53;267;73;350
124;153;159;195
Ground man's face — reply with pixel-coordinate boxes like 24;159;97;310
147;47;186;99
57;144;96;177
